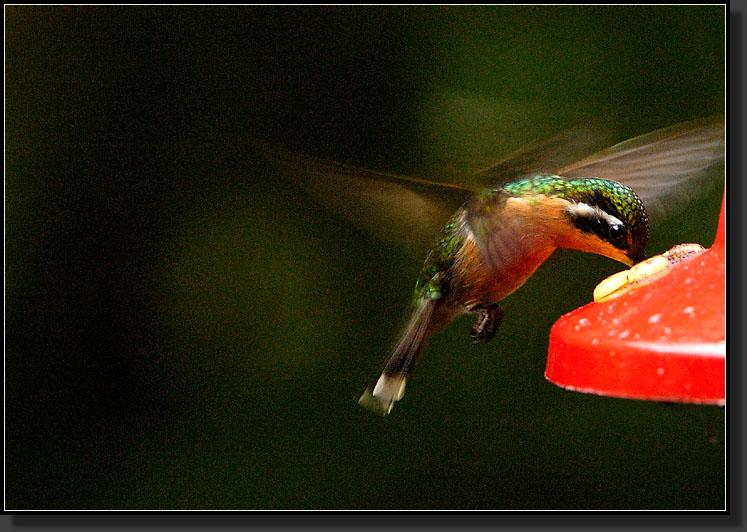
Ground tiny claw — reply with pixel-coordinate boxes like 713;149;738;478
470;304;503;344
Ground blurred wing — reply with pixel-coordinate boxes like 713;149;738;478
558;116;725;223
466;210;531;275
473;121;619;185
463;192;551;275
257;143;476;256
416;90;625;184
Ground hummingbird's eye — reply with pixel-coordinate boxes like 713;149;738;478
608;224;627;243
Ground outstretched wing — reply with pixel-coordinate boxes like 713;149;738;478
558;116;725;223
463;190;557;275
256;115;724;259
257;142;476;256
473;122;619;185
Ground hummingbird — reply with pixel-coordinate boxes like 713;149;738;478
261;115;724;415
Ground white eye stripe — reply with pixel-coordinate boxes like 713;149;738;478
568;202;624;228
567;202;597;218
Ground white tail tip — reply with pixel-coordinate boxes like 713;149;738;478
358;374;407;415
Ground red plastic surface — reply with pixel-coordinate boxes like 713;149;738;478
545;191;726;404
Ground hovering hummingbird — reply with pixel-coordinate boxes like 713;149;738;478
262;115;724;415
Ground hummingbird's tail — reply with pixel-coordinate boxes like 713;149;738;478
358;297;444;415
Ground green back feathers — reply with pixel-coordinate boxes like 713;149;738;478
414;212;465;301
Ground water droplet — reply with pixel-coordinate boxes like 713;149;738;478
648;313;663;324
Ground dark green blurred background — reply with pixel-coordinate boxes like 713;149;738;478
6;6;725;509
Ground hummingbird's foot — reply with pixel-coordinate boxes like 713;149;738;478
470;304;503;344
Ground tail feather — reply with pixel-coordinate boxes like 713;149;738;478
358;375;407;415
359;298;440;415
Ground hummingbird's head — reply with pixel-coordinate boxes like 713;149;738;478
560;178;649;266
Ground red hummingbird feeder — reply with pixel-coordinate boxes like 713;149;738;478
545;189;726;405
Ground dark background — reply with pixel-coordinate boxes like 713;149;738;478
6;6;726;509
